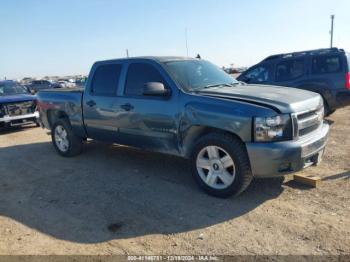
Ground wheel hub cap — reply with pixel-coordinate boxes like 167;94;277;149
54;125;69;152
196;145;236;190
212;163;220;171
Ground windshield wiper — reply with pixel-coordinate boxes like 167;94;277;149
201;82;239;89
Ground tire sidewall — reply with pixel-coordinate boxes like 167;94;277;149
191;135;248;198
51;120;73;157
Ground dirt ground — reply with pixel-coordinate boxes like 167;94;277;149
0;106;349;256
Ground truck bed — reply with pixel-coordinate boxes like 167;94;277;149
36;88;86;137
38;87;84;93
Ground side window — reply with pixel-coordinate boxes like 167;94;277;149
91;64;122;96
276;59;304;81
312;55;342;74
243;65;270;83
125;63;166;96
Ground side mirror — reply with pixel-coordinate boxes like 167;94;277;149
143;82;169;96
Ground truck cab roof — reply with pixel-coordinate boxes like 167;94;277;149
94;56;197;65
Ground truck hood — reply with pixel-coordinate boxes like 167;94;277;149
0;94;36;104
197;84;323;113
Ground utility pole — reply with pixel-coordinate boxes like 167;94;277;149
126;49;129;58
330;15;335;48
185;28;189;57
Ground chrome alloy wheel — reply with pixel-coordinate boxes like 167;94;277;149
54;125;69;152
196;146;236;189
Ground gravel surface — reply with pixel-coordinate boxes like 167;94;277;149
0;106;349;255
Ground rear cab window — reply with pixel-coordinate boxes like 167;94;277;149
91;64;122;96
124;63;167;96
275;58;305;81
346;53;350;72
312;55;342;74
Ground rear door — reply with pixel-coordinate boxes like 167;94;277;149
114;60;179;154
273;58;307;87
83;62;123;141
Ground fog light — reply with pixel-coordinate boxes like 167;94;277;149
278;162;292;172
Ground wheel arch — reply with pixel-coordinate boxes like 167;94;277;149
181;125;245;158
47;109;71;129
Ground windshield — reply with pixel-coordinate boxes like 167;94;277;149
164;60;239;91
0;83;29;96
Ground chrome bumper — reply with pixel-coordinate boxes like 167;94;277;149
0;112;39;125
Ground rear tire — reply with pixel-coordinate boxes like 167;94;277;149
51;119;82;157
190;132;253;198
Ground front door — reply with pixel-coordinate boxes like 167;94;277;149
274;58;306;88
238;63;273;85
114;61;179;155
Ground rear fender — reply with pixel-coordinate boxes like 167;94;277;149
46;108;86;138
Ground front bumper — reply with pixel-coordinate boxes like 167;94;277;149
0;112;39;127
246;122;329;177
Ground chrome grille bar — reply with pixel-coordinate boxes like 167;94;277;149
294;107;324;138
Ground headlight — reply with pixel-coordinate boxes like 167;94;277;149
254;114;293;142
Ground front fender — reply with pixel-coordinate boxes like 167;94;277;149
180;102;253;142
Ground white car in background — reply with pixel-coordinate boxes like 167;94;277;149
58;80;76;88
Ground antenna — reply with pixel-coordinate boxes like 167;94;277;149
126;49;129;58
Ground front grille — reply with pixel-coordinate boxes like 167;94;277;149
5;101;35;116
295;107;323;138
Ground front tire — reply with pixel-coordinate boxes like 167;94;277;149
51;119;82;157
191;132;253;198
323;100;335;117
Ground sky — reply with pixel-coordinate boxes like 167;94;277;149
0;0;349;79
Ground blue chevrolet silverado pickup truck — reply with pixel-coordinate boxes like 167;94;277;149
37;57;329;197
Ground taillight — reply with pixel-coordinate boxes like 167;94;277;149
346;72;350;90
35;100;40;112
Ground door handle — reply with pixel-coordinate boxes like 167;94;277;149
86;100;96;107
120;103;134;111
